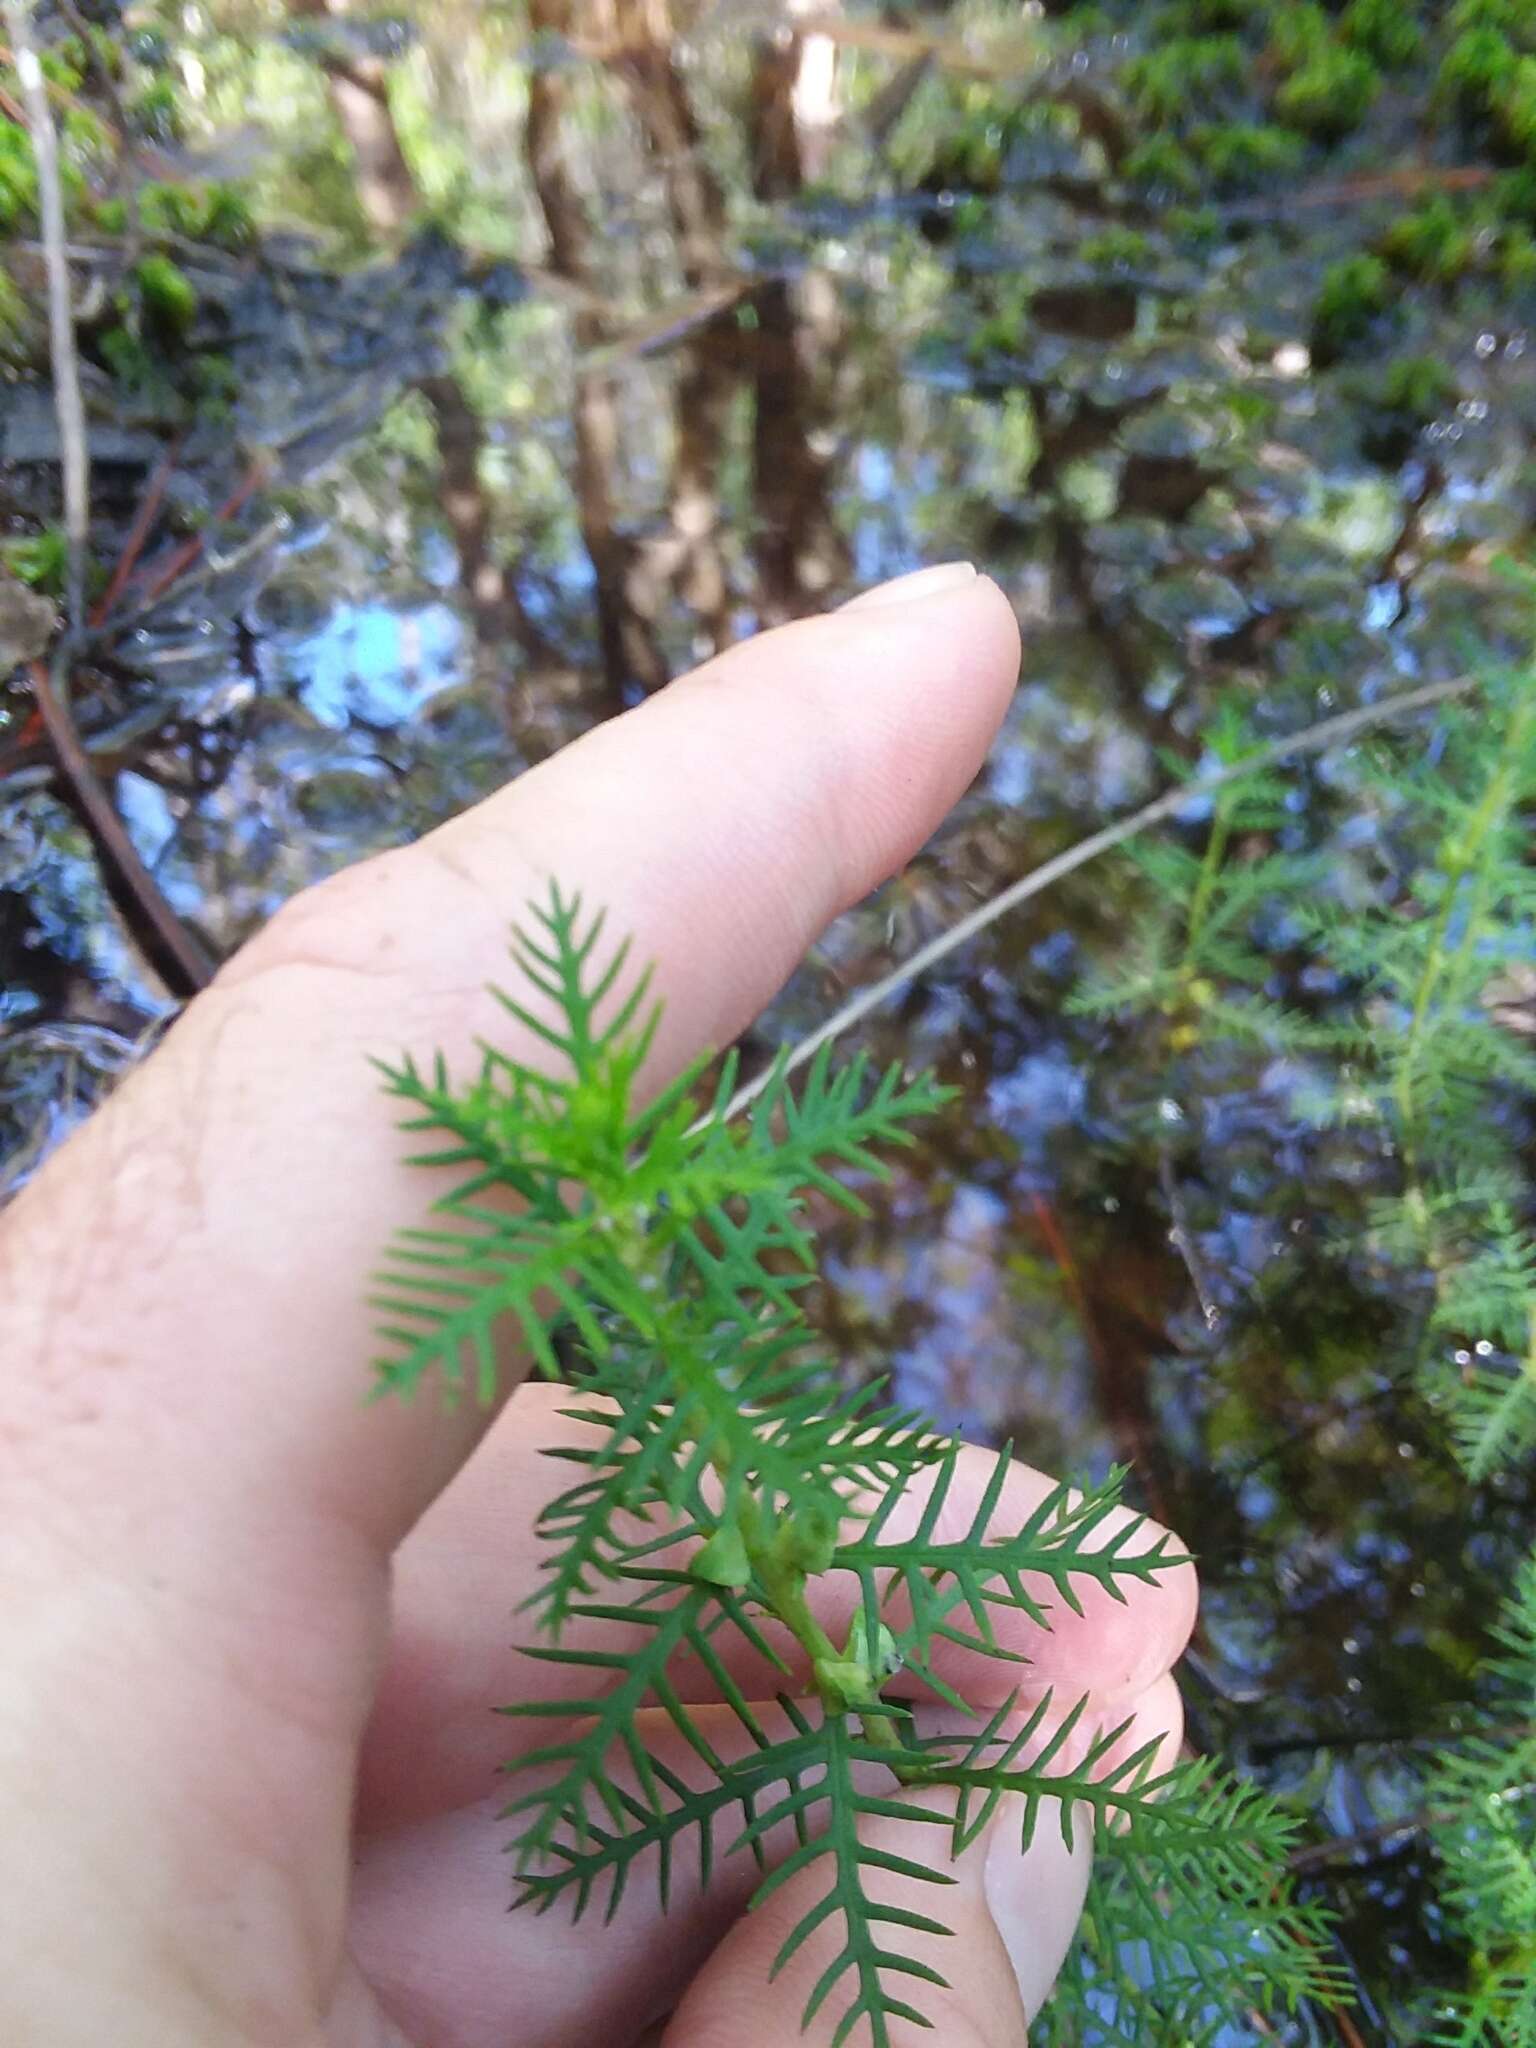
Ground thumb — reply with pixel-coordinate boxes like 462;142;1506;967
659;1787;1091;2048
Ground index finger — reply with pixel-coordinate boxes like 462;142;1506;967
1;574;1020;1639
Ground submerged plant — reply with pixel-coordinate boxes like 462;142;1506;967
1072;640;1536;2033
1069;704;1320;1054
1422;1554;1536;2046
371;884;1332;2044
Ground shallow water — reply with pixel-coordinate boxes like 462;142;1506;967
6;6;1536;2038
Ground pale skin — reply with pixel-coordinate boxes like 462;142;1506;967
0;564;1196;2048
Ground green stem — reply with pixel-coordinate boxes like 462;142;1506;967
1179;790;1234;984
735;1489;844;1677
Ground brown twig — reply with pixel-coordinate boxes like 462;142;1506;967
91;438;181;626
28;652;212;995
1223;162;1494;221
132;460;265;609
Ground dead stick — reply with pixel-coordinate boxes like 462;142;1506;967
724;672;1479;1123
134;462;264;609
28;653;213;995
92;439;181;625
4;0;89;628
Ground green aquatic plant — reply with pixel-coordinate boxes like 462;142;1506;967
1068;706;1319;1054
1421;1555;1536;2046
372;884;1332;2045
1309;658;1536;1479
1070;652;1536;2033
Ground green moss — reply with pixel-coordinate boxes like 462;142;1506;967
1381;196;1476;282
1341;0;1422;67
1079;225;1155;267
1379;355;1460;419
129;77;181;145
1311;251;1391;359
197;184;254;249
0;259;26;362
61;105;110;160
1448;0;1536;46
1125;36;1247;123
1275;46;1381;138
1500;222;1536;286
37;44;84;91
1122;134;1201;195
1439;28;1516;115
2;528;68;593
1496;53;1536;155
137;179;253;249
130;254;197;337
0;116;36;230
98;322;154;389
1268;2;1332;71
1493;165;1536;218
1192;121;1306;189
1166;203;1224;249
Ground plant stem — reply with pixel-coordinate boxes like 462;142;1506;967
736;1489;844;1676
725;673;1479;1125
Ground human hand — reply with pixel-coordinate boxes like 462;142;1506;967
0;565;1196;2048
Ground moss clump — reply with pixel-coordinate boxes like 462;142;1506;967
1381;196;1476;282
1341;0;1422;67
1493;164;1536;218
1123;134;1201;195
1500;222;1536;286
1448;0;1536;44
2;528;68;593
1125;36;1247;122
130;254;197;337
0;116;36;230
1440;28;1517;115
1495;53;1536;156
1379;355;1460;420
1192;122;1306;189
1268;2;1332;71
1311;252;1391;359
138;179;253;249
129;77;181;145
1080;225;1155;267
1275;45;1381;138
37;42;85;91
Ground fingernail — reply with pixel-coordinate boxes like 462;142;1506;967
982;1793;1093;2022
840;561;978;612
